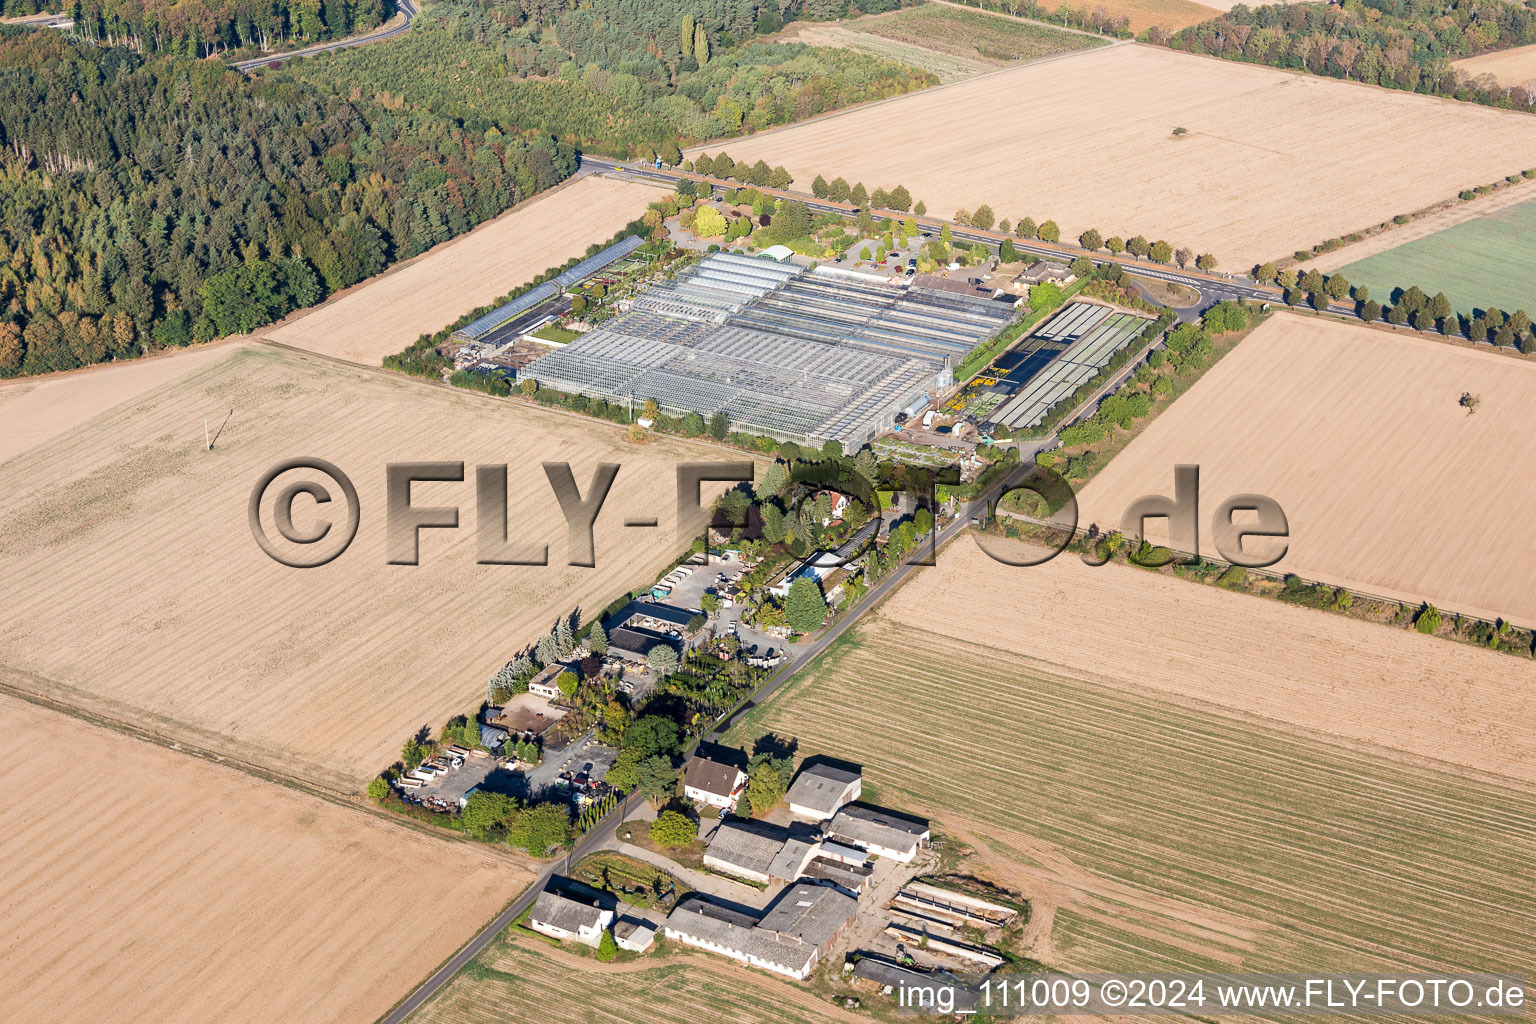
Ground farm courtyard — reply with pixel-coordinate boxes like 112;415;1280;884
0;342;725;791
723;540;1536;993
705;44;1536;269
1076;312;1536;627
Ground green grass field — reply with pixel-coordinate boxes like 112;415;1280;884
1337;198;1536;316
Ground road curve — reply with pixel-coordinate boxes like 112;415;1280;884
231;0;417;73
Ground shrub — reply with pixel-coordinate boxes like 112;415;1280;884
596;930;619;962
1415;604;1442;635
650;810;698;848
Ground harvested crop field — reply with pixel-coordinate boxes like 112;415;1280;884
1077;312;1536;626
264;175;663;365
1453;42;1536;88
0;344;727;790
408;931;864;1024
1327;196;1536;316
1072;0;1221;33
0;694;529;1024
725;555;1536;989
704;44;1536;268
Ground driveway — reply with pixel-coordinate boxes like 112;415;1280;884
615;841;777;910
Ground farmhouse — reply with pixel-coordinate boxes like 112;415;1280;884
785;763;862;821
1014;260;1075;288
702;820;791;884
662;883;857;980
827;805;931;863
682;755;747;811
526;665;563;701
528;889;614;947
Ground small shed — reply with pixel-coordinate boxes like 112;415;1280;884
613;916;657;952
760;244;794;262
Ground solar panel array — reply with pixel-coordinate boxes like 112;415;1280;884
454;235;645;341
520;253;1013;448
988;303;1153;431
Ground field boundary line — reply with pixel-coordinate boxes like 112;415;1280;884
0;670;535;852
988;510;1534;633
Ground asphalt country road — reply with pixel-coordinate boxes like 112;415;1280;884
231;0;417;72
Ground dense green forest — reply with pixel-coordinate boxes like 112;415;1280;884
1;0;390;56
0;28;574;375
280;0;936;154
1165;0;1536;109
0;0;943;376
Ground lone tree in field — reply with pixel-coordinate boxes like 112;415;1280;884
1460;392;1481;415
785;577;828;634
